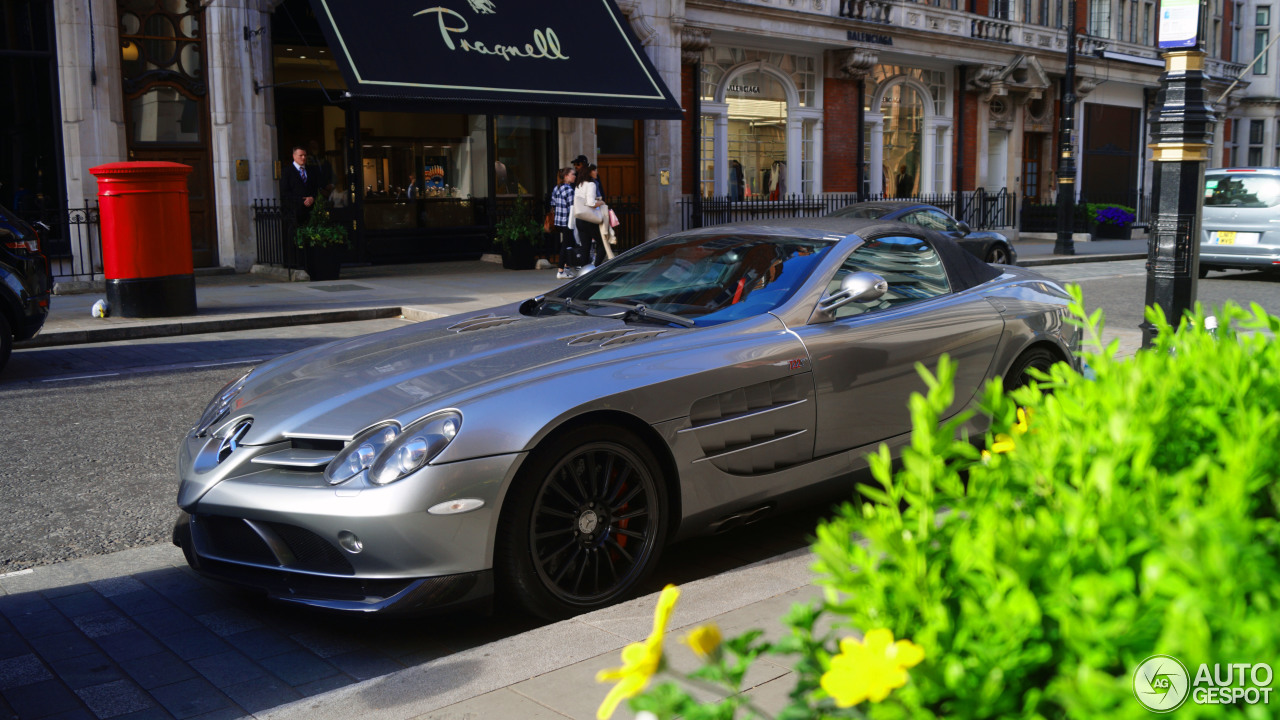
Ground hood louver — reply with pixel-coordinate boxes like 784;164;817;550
564;329;667;348
447;315;520;332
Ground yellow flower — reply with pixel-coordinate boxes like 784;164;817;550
820;628;924;707
683;624;722;661
595;585;681;719
990;433;1016;454
1013;407;1031;435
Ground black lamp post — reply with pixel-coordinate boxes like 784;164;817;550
1139;21;1216;346
1055;0;1078;255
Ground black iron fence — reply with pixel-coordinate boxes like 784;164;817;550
24;201;103;281
251;199;302;269
677;189;1016;232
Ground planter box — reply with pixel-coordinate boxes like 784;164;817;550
501;244;536;270
1094;223;1133;240
304;246;342;281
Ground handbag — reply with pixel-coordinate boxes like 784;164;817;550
543;211;553;233
608;209;620;228
574;203;603;224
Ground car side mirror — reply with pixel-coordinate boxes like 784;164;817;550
955;221;971;236
817;271;888;316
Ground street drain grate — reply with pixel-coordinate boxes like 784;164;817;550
309;284;371;293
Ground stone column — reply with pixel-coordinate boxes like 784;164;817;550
625;0;685;239
204;0;279;271
55;0;127;212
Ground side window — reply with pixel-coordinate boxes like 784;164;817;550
904;209;956;233
825;235;952;319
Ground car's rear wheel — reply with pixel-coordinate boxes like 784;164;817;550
1005;346;1059;392
1199;264;1212;278
0;312;12;373
497;426;668;620
985;243;1012;264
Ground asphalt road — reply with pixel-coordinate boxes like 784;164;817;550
4;260;1280;575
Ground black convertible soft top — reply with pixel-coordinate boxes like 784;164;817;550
693;216;1003;293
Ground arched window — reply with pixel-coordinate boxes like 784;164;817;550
866;71;953;197
698;49;821;198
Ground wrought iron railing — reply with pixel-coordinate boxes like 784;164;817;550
678;189;1016;232
24;201;102;281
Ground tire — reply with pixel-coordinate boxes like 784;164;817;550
1004;346;1059;393
0;312;11;374
496;426;668;620
1199;265;1211;279
985;243;1012;265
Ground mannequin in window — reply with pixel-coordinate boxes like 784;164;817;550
769;161;786;200
730;160;745;201
761;168;771;199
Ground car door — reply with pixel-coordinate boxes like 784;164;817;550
791;234;1005;457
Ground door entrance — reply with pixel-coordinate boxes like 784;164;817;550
1023;133;1044;202
119;0;217;268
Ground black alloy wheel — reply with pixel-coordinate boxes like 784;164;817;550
985;243;1012;264
499;427;667;620
1004;346;1059;393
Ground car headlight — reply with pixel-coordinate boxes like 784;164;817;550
369;411;461;485
324;411;461;486
325;422;401;485
194;370;253;437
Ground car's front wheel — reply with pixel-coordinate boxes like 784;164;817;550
985;243;1012;264
497;426;668;620
1005;346;1059;392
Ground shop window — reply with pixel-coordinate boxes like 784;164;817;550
885;83;925;197
727;70;789;199
700;116;716;198
357;112;488;231
801;120;815;195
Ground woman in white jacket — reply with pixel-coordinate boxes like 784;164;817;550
573;164;608;267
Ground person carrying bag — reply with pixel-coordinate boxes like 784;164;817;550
574;163;611;266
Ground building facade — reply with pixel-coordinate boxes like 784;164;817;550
5;0;1261;276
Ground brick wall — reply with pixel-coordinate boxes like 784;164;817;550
824;76;861;191
956;81;979;190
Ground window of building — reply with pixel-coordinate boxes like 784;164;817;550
1255;7;1270;74
1233;2;1245;62
1144;3;1155;44
991;0;1011;20
1089;0;1112;37
1038;0;1051;26
356;112;488;231
699;47;821;198
1248;118;1265;165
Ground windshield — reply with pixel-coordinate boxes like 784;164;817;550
535;233;836;327
829;204;891;219
1204;174;1280;208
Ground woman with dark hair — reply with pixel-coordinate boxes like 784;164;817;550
573;163;606;269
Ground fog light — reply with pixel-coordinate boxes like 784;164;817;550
337;530;363;554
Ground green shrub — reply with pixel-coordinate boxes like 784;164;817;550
621;289;1280;720
494;196;543;254
294;194;348;249
813;289;1280;718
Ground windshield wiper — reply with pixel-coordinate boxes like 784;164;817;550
577;299;695;328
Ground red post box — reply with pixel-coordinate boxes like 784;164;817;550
89;161;197;317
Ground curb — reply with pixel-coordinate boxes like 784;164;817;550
15;306;405;349
1018;252;1146;267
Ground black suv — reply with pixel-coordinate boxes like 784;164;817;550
0;203;50;372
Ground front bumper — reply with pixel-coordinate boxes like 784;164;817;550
174;439;526;613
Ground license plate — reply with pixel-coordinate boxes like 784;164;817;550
1210;231;1261;245
1214;231;1236;245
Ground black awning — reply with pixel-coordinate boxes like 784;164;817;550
309;0;683;119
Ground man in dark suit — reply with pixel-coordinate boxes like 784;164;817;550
281;145;318;244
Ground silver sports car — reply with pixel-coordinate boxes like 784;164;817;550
173;218;1078;619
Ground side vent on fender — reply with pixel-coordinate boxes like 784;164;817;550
564;329;666;347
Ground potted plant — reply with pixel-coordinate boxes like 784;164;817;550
494;196;542;270
294;194;348;281
1087;202;1136;239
